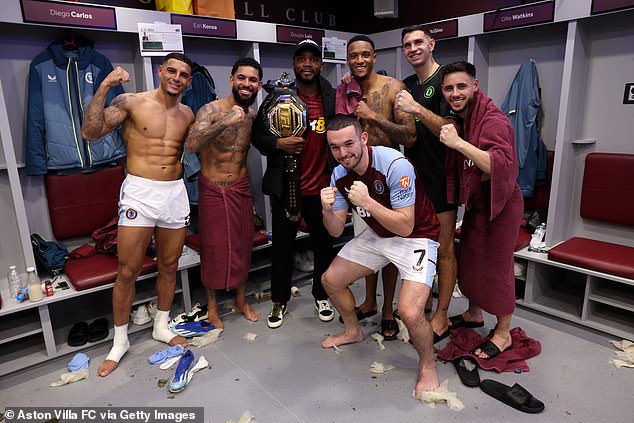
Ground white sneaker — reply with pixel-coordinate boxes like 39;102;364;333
131;304;152;325
168;303;209;328
315;299;334;322
267;303;288;329
293;252;314;273
514;261;527;277
147;301;158;320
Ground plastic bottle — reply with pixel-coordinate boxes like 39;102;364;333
26;267;44;302
7;266;22;299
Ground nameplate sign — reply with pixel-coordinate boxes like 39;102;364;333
592;0;634;14
21;0;117;30
276;25;324;44
171;14;237;39
420;19;458;40
483;1;554;32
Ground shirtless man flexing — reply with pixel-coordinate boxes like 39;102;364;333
342;35;416;340
184;58;263;330
82;53;194;377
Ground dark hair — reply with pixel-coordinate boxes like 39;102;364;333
442;61;477;79
327;114;363;137
347;35;375;52
401;25;433;43
231;57;263;81
163;53;193;70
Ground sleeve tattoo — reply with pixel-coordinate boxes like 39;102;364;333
185;104;240;153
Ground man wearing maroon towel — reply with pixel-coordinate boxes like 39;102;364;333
185;58;263;330
439;61;523;359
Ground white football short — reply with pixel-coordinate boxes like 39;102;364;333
118;174;190;229
338;228;438;286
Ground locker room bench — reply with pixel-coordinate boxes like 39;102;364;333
547;152;634;279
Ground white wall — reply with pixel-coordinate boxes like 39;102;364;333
482;23;568;150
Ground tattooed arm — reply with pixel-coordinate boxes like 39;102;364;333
82;66;132;141
185;103;246;153
353;80;416;147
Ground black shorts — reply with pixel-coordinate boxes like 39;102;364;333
425;186;458;214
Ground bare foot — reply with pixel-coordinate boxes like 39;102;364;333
321;328;364;348
358;301;377;315
448;311;484;328
236;303;260;322
98;359;119;377
474;332;512;359
206;309;225;331
414;366;440;398
168;335;188;348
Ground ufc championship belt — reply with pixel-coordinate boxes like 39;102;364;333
261;72;308;222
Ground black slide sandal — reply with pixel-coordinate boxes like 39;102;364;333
67;322;89;347
480;379;544;413
87;318;109;342
453;357;480;387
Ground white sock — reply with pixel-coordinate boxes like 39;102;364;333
153;310;176;343
105;324;130;363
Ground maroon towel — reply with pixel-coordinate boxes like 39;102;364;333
335;79;365;115
437;327;541;373
445;89;519;221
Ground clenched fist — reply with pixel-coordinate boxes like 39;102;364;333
104;66;130;88
395;90;421;115
347;181;369;208
439;123;462;150
320;186;338;212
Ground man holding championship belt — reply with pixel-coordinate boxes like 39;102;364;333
253;39;336;329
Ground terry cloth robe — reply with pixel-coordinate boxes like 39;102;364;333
446;90;524;316
501;59;548;197
199;174;254;290
335;79;365;115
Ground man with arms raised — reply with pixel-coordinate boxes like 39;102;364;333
320;115;440;396
82;53;194;376
341;35;416;340
185;58;263;329
395;25;459;343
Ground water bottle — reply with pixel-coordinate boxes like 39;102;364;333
529;223;547;252
26;267;44;302
7;266;23;299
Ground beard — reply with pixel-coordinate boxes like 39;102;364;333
232;87;257;107
294;68;320;84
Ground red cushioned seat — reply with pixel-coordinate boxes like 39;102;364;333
45;166;159;290
580;153;634;226
45;166;125;239
185;231;269;253
548;237;634;279
455;226;531;252
65;254;157;291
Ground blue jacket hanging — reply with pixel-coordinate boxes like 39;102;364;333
26;35;125;176
501;59;547;197
180;62;217;205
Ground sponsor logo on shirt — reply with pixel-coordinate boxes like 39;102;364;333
85;72;93;84
47;74;57;83
464;159;475;169
424;86;434;98
373;180;384;194
309;116;326;133
393;188;413;203
399;176;411;189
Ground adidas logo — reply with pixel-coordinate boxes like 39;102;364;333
47;74;57;83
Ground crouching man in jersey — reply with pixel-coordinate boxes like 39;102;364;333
320;115;441;396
